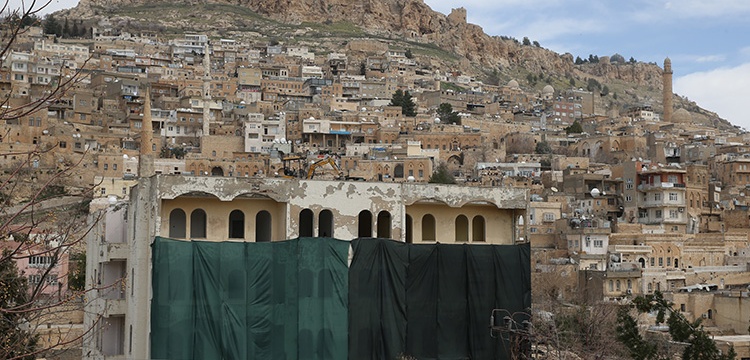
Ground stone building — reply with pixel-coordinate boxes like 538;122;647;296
82;175;528;359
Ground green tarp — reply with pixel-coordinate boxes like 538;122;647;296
151;237;530;360
349;239;531;360
150;237;350;360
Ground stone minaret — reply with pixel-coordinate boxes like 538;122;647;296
138;86;154;177
663;57;673;123
202;42;211;138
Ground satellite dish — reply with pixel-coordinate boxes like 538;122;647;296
123;154;129;159
107;195;118;205
590;188;601;197
550;187;558;193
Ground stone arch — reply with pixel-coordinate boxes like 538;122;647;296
211;166;224;176
472;215;486;242
299;209;314;237
255;210;272;242
228;210;245;239
190;209;207;239
455;215;469;242
319;209;334;237
358;210;372;238
394;164;404;179
377;211;392;239
422;214;436;241
169;208;186;238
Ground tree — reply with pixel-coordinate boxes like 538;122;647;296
575;56;583;65
1;2;101;358
405;49;413;59
532;40;540;47
62;18;69;37
428;163;456;184
629;57;637;64
42;15;61;36
1;250;39;360
617;291;736;360
601;85;610;96
522;37;531;46
389;89;416;117
436;103;460;125
359;62;366;76
71;21;79;38
535;141;552;154
610;53;625;63
565;121;583;134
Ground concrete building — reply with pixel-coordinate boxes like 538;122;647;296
82;175;528;359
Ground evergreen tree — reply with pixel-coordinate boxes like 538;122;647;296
522;37;531;46
405;49;413;59
436;103;460;124
565;120;583;134
72;21;79;38
575;56;583;65
62;17;70;37
618;291;736;360
390;90;416;117
43;15;61;36
429;163;456;184
0;251;38;360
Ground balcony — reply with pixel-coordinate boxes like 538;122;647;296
639;182;686;191
609;245;651;254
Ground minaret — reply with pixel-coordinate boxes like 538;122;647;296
202;42;211;139
138;86;154;177
663;57;673;123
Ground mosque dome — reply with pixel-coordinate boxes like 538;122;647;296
542;85;554;95
507;79;519;89
672;108;692;124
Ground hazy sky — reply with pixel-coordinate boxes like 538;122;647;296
8;0;750;129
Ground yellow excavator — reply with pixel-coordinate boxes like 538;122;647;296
280;155;344;180
306;157;344;180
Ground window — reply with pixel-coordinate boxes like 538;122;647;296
616;280;621;291
669;193;678;201
100;188;106;195
543;213;555;222
113;164;118;170
625;196;632;202
626;183;633;189
669;210;678;218
609;280;613;291
667;175;678;183
594;240;603;248
650;258;655;266
228;210;245;239
659;257;663;266
585;236;591;247
666;257;671;267
29;255;53;267
422;214;436;241
654;193;661;201
104;164;108;170
655;210;662;218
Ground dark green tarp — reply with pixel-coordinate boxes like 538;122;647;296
151;237;530;360
150;237;350;360
349;239;531;360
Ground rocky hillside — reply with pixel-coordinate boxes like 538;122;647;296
61;0;729;128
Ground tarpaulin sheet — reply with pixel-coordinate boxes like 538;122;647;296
349;239;531;360
150;236;350;360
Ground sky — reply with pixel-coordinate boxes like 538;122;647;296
7;0;750;129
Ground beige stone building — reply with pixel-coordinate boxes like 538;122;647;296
82;176;528;359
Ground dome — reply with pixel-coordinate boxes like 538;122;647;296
672;108;692;124
542;85;554;94
507;79;519;89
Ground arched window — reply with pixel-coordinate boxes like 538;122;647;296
647;283;653;292
255;211;272;242
319;209;333;237
609;280;613;292
674;258;679;268
472;216;486;242
616;280;621;291
299;209;314;237
638;258;646;268
394;164;404;179
627;280;632;289
169;209;186;238
358;210;372;238
455;215;469;242
405;214;413;243
377;211;392;238
228;210;245;239
422;214;436;241
190;209;207;239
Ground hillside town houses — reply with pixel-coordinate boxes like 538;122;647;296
6;20;750;356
